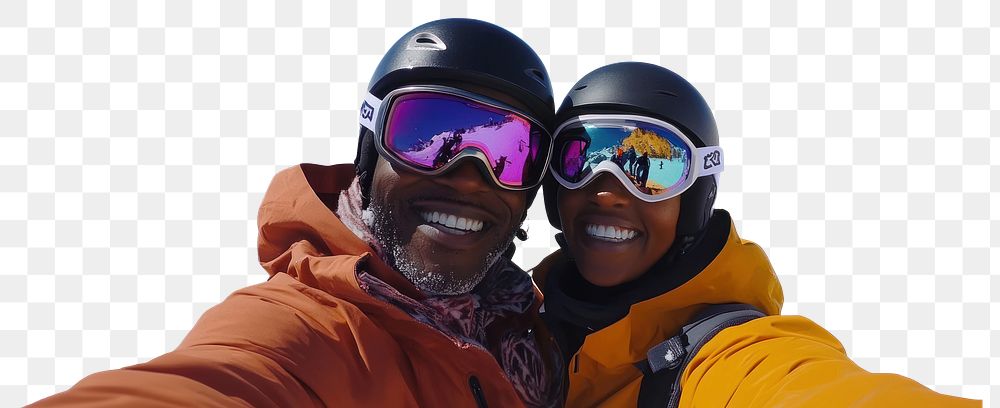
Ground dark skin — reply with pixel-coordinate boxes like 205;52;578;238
557;173;681;287
367;84;532;295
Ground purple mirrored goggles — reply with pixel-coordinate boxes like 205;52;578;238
359;86;553;190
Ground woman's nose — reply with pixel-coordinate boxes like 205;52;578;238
587;174;630;208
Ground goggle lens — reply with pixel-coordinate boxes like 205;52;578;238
555;121;694;196
382;92;550;188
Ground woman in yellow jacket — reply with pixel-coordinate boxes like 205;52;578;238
533;62;979;407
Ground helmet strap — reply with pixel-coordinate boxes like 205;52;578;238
355;128;379;209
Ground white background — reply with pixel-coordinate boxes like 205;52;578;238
0;0;994;405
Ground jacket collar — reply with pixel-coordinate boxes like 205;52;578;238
256;163;423;300
532;210;784;368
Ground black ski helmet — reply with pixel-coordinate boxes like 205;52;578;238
354;18;555;208
544;62;720;244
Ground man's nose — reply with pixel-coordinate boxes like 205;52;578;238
436;160;492;194
588;174;630;208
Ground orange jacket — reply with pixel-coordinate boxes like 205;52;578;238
30;163;546;408
532;218;979;407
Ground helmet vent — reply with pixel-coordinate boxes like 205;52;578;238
525;68;547;84
408;32;446;51
573;85;588;91
656;90;678;97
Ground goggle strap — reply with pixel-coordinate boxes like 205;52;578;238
696;146;724;177
358;92;384;132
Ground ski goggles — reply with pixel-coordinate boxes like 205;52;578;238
358;85;553;191
550;114;724;202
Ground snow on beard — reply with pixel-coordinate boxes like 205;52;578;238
363;199;515;296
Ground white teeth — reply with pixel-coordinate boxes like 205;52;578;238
585;223;637;241
420;212;485;232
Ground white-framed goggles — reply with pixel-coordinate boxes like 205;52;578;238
549;114;724;202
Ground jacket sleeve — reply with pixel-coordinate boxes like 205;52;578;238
27;273;411;408
679;315;980;407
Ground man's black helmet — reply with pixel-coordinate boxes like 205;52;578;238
544;62;720;243
354;18;555;208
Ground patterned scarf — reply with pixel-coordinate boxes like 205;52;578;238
335;177;561;407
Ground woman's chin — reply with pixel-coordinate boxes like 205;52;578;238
577;264;642;288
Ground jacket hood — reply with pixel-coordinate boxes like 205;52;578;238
531;210;783;369
256;164;557;406
256;163;420;299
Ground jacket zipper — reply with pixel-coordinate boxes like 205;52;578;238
469;376;488;408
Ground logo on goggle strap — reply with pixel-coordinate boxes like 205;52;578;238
703;150;721;170
360;101;375;121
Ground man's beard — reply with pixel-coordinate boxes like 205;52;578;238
363;199;516;296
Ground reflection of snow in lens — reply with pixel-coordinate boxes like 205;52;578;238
394;117;532;185
560;119;694;194
384;93;543;187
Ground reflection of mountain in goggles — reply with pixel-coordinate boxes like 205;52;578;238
551;114;724;202
358;86;553;191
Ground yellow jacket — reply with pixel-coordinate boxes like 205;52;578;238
532;215;979;407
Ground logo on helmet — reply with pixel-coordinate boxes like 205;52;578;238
360;101;375;122
703;150;721;170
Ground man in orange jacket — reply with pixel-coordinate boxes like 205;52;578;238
30;19;563;408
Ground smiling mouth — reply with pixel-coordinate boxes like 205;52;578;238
585;223;638;242
420;211;486;235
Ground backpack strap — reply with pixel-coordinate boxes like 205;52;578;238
635;303;766;408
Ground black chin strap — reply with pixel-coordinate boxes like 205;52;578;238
554;232;569;257
355;128;378;209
